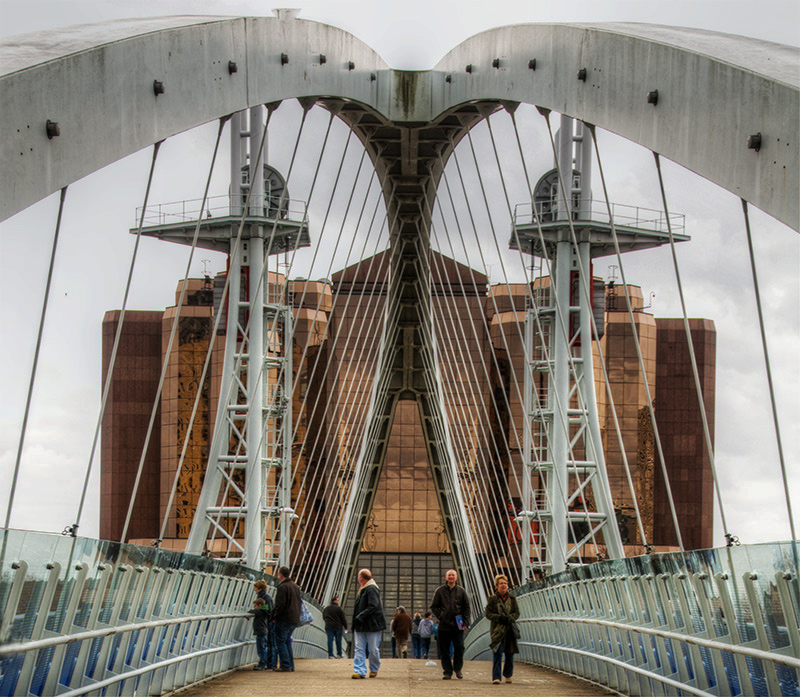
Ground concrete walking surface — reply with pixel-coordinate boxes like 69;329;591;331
175;658;616;696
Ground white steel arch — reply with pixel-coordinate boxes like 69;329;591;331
1;16;797;229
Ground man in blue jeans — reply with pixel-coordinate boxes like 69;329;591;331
272;566;301;672
351;568;386;679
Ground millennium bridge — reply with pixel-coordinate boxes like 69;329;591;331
0;12;798;697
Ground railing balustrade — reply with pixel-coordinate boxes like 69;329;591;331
513;200;686;235
465;542;800;697
0;530;326;696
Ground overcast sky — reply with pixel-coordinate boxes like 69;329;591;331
0;0;798;550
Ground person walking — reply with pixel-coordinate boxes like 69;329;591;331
272;566;301;673
253;579;276;669
430;569;471;679
392;607;412;658
322;595;348;659
351;568;386;679
418;611;434;659
411;612;422;659
484;574;520;684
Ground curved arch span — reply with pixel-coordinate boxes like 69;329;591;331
1;16;797;229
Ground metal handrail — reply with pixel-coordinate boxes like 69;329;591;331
134;194;309;227
0;611;248;656
57;639;253;697
513;199;685;235
523;615;800;669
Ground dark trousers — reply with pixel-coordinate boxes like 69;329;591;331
492;644;514;681
266;623;276;668
437;629;464;675
255;625;276;667
255;634;269;666
411;634;422;658
274;621;296;670
326;627;344;657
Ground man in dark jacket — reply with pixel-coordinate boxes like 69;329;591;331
351;568;386;679
430;569;471;680
322;595;348;658
272;566;301;672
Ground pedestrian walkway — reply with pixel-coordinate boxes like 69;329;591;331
176;658;616;696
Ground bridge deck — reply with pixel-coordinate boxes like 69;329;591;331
176;658;615;696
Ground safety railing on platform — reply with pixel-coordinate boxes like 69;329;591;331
513;200;686;235
135;195;309;227
0;530;326;696
465;542;800;697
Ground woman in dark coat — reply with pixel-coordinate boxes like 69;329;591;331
484;574;520;684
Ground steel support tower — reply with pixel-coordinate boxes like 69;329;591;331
138;106;308;570
513;117;688;578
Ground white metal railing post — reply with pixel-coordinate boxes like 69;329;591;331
120;567;169;697
145;568;181;696
743;571;785;696
109;565;148;683
94;564;135;684
42;562;90;697
0;561;28;644
690;572;729;693
68;563;114;689
16;562;62;694
774;572;800;659
157;570;192;693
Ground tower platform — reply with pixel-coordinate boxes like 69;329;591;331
510;199;688;257
131;194;310;253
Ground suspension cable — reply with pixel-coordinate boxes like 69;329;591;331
741;199;796;543
584;121;685;552
297;193;401;594
70;142;163;538
653;152;732;542
424;187;529;580
4;186;68;530
120;117;227;544
288;181;391;585
426;249;519;585
435;156;560;564
261;151;384;577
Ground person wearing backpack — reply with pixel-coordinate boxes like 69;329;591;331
418;610;434;659
411;613;422;659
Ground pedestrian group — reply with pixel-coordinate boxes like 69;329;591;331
249;566;520;684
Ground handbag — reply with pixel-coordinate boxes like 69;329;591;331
299;600;313;626
511;621;521;639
